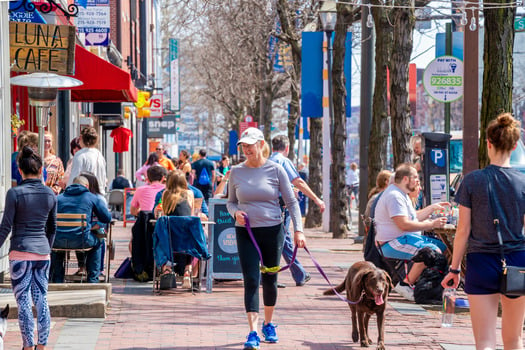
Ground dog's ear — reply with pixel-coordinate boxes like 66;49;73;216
1;304;9;318
384;271;393;292
352;269;372;298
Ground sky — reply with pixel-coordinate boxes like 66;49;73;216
350;19;445;107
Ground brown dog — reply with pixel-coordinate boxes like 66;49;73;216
324;261;392;349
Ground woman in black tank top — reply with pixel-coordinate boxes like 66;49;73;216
162;170;194;288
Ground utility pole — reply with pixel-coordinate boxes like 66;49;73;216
358;0;374;238
463;0;479;175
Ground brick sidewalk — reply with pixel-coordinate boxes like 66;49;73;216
4;221;496;349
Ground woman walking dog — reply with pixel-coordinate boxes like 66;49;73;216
227;127;304;349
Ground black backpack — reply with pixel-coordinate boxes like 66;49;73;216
363;193;390;270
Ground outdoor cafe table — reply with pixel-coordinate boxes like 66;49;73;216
431;224;466;276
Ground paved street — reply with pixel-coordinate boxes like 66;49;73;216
2;219;499;350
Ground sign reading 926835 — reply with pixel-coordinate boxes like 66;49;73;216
423;55;464;103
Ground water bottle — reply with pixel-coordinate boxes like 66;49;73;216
441;288;457;327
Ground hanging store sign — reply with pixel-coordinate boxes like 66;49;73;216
9;22;76;75
169;38;180;111
146;114;177;138
149;94;163;118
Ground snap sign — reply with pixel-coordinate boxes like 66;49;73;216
146;114;176;137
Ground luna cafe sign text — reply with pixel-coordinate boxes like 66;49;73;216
9;22;76;75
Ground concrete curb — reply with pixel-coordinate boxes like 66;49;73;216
0;283;110;319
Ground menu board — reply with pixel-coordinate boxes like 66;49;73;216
206;199;242;292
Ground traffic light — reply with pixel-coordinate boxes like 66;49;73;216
124;106;133;119
135;91;151;118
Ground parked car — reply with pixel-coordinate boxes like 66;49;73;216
449;137;525;202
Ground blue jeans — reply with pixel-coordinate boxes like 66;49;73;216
51;233;102;283
282;208;308;284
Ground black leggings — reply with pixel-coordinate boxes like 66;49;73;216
235;224;284;313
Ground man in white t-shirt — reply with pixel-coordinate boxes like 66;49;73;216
375;163;448;299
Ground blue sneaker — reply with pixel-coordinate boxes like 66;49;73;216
243;331;260;349
261;322;278;343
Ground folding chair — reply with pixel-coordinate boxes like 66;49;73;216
107;189;125;220
52;213;93;283
152;215;211;294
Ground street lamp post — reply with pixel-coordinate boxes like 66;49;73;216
11;73;83;158
319;0;337;232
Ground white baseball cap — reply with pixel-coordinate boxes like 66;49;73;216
237;127;264;146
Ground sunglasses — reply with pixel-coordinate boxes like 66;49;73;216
156;148;163;151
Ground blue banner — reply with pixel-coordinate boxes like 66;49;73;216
295;117;310;140
229;130;238;155
301;32;323;118
435;32;464;60
301;32;352;119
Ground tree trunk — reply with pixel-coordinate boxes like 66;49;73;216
368;1;393;192
259;60;274;142
287;84;300;163
277;0;301;163
479;1;515;168
389;0;415;167
305;118;323;228
330;10;350;239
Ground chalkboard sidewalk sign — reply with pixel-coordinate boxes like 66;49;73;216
206;198;243;292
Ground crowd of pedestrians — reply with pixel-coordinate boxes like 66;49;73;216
3;112;525;350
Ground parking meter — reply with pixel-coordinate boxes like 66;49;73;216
422;132;451;206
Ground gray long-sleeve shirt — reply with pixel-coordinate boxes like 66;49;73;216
227;160;303;232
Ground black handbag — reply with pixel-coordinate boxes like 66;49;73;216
486;171;525;296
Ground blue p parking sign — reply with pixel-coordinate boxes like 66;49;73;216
430;149;446;168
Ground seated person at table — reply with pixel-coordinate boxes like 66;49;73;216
374;163;449;300
50;176;112;283
160;170;195;289
110;169;131;190
153;170;209;220
130;165;167;217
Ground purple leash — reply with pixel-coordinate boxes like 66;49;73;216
243;214;296;274
243;214;363;304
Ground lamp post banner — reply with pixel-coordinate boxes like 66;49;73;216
169;38;180;112
301;32;352;119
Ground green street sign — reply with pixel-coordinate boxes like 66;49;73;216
515;17;525;32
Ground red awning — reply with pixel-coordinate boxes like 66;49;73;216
69;45;138;103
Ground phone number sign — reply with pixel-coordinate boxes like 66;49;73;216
423;55;464;103
75;0;110;45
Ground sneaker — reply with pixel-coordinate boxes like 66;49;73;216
261;322;278;343
243;331;260;349
394;282;415;302
277;283;286;288
182;276;191;289
296;273;311;287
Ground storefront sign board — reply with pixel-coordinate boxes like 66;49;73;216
9;22;76;75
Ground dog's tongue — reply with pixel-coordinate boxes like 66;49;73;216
375;293;384;305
